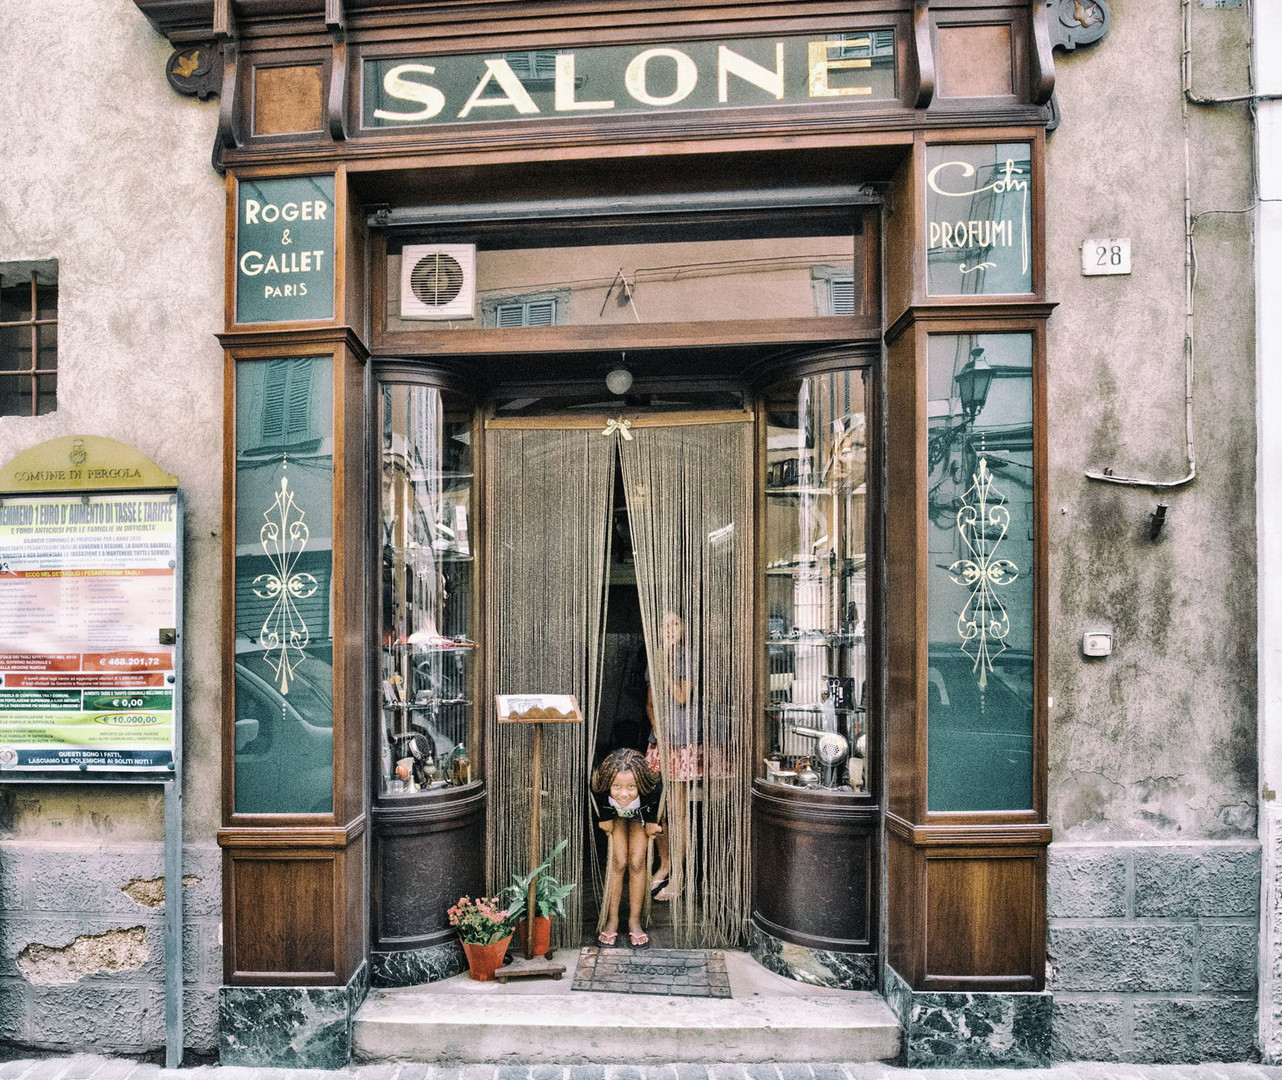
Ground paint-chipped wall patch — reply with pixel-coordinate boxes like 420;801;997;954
17;926;149;984
121;875;200;908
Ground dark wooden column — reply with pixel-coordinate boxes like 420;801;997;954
883;130;1053;993
218;165;371;989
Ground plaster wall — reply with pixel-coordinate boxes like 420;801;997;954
1254;0;1282;1061
0;2;224;841
1044;0;1257;843
0;0;225;1054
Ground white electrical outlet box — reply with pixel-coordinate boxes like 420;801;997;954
1081;630;1114;658
1081;239;1131;276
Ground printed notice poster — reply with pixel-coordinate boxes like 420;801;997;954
0;492;179;772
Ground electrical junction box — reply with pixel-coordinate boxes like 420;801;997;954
1081;630;1114;658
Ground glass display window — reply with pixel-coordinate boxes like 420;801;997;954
761;367;870;795
379;381;480;797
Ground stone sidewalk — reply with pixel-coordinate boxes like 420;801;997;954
5;1058;1282;1080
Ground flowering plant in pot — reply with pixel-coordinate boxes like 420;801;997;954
447;895;518;980
504;838;576;958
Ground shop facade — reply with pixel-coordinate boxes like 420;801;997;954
0;0;1263;1068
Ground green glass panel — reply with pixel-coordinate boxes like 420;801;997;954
234;356;334;814
236;175;335;325
926;334;1034;812
925;143;1032;296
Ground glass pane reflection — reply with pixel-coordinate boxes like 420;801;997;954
926;333;1034;812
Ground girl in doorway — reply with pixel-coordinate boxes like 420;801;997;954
591;747;662;948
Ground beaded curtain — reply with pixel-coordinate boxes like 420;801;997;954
485;428;614;949
619;421;754;947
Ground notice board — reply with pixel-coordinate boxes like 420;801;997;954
0;491;181;773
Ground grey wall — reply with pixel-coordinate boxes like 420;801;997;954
1043;1;1259;1061
1045;0;1256;844
0;0;224;1054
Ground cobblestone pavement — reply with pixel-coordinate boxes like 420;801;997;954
5;1059;1282;1080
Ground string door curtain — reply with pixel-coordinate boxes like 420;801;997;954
619;420;755;948
485;428;614;949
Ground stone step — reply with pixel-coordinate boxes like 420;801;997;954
352;950;901;1065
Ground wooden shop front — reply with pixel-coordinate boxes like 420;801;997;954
135;0;1052;1021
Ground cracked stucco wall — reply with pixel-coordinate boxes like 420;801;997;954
1043;1;1259;1062
0;0;224;1057
1046;0;1257;845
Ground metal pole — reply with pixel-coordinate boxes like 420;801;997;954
525;724;542;960
163;778;183;1069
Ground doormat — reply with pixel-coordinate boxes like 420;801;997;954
572;946;731;997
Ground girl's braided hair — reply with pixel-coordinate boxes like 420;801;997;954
591;747;660;795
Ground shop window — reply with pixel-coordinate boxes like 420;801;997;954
762;368;870;794
0;263;57;417
386;207;866;334
925;333;1034;812
233;355;335;815
379;382;478;797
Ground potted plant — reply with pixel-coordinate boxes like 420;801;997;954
504;838;577;959
447;895;518;981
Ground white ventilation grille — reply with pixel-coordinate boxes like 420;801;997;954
400;244;477;320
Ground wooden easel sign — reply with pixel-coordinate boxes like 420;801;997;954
493;693;581;981
496;694;582;723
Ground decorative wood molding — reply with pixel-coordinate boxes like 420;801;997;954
1047;0;1110;52
216;324;371;361
884;301;1058;345
886;812;1052;847
1029;0;1055;105
218;817;367;848
911;0;934;109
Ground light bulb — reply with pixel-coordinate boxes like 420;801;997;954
605;368;633;395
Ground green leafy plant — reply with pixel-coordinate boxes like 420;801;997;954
504;838;577;920
448;895;518;945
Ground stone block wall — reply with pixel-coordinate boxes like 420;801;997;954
0;840;222;1056
1047;840;1260;1062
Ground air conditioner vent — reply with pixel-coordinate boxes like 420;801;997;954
400;244;476;320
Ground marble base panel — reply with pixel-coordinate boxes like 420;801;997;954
371;939;466;987
749;925;878;990
220;963;368;1069
884;965;1052;1068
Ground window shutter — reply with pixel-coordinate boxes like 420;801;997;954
829;277;856;316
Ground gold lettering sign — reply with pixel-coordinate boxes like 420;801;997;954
362;32;896;129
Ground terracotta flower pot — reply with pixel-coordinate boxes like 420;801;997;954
461;934;512;981
519;915;552;957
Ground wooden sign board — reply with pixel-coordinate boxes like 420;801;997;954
496;694;582;723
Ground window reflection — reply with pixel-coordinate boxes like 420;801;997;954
387;210;863;330
926;333;1034;812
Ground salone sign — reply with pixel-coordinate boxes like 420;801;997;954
360;31;898;128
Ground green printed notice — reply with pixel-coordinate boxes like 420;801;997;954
0;492;179;773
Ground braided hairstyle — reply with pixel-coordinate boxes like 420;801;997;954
590;747;659;796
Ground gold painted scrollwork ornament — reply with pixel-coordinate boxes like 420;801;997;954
1048;0;1111;52
165;43;222;99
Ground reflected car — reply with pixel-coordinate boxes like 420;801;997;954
233;653;334;814
926;647;1033;813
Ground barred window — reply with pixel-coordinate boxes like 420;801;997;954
0;263;57;417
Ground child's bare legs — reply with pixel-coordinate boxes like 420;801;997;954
624;819;649;939
598;818;624;941
652;824;670;890
655;784;687;901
